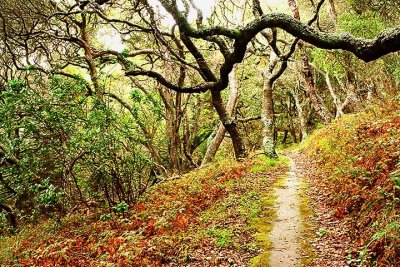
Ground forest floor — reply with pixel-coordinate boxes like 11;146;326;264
0;151;358;267
286;151;355;267
0;155;291;267
2;107;399;267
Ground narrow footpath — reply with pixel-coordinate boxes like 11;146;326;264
273;152;354;267
269;155;302;266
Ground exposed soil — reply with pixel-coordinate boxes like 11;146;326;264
269;156;302;266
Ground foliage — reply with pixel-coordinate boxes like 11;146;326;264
114;201;129;215
206;226;232;247
0;154;289;266
338;11;387;39
347;0;400;21
304;103;400;265
0;0;399;265
0;75;155;232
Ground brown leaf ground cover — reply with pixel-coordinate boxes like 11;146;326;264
3;106;397;267
291;151;355;267
297;105;400;267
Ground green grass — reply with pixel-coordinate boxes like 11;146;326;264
251;154;289;172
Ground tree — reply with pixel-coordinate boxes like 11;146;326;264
3;0;399;162
116;0;400;159
202;65;240;165
0;0;399;231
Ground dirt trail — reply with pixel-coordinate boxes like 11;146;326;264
269;155;302;267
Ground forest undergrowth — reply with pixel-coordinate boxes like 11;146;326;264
1;103;399;267
0;155;288;266
302;103;400;266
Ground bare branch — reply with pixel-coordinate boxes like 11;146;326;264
125;69;212;93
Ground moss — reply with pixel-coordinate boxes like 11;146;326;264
248;194;277;267
251;154;289;173
249;170;288;267
251;165;267;173
298;179;316;266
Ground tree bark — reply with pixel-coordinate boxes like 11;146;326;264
262;52;279;158
0;203;17;229
282;129;289;144
327;0;338;27
202;66;241;165
210;89;246;161
292;82;309;140
286;96;299;143
324;70;351;118
288;0;333;124
164;89;183;173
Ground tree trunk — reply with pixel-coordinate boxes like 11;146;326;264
327;0;338;27
324;70;348;118
282;129;289;144
261;52;279;158
211;90;246;161
288;0;333;124
285;95;298;143
203;66;241;164
165;100;181;173
182;113;198;168
262;80;278;158
289;126;298;143
0;203;17;229
301;52;333;123
292;83;309;140
162;53;186;173
202;125;226;165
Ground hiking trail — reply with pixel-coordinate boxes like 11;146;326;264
269;155;302;266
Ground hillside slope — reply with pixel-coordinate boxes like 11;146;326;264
303;107;400;266
0;156;288;266
1;106;398;267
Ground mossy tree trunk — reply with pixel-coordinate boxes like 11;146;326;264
262;52;279;158
202;66;240;165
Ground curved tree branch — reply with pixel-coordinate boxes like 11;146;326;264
159;1;400;62
125;69;212;93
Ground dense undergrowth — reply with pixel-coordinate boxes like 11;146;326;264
304;105;400;266
0;155;288;266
